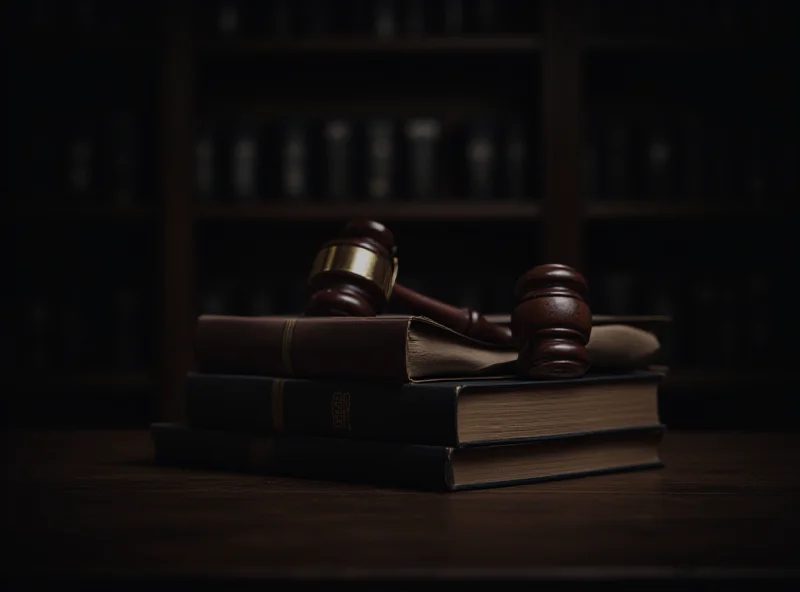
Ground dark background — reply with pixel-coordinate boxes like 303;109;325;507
5;0;798;429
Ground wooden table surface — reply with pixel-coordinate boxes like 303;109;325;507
2;429;799;584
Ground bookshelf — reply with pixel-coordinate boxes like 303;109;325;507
6;0;797;428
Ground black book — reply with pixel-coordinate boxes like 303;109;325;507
364;118;396;201
403;0;430;36
152;422;664;492
463;118;497;200
602;113;633;199
228;121;264;203
280;120;312;201
195;121;219;204
502;119;530;199
372;0;398;36
322;118;355;201
258;0;295;37
404;117;442;200
216;0;241;36
64;116;97;203
184;371;664;447
639;111;677;200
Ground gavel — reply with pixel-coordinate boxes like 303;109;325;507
304;219;592;379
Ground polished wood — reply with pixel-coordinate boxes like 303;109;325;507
195;202;543;222
189;201;794;223
306;219;592;378
13;205;155;221
585;200;787;220
392;282;512;345
3;430;799;582
305;219;513;345
512;264;592;378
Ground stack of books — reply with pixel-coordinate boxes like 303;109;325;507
152;314;667;491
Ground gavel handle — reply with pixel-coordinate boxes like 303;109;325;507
391;283;513;345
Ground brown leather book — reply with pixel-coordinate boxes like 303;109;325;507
194;314;661;382
194;314;517;382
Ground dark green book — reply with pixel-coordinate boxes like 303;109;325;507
185;371;664;447
151;422;664;492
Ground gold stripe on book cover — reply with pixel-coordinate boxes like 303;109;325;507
281;319;297;376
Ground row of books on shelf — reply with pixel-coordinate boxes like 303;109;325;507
584;0;792;38
13;284;152;374
11;0;538;39
13;103;796;207
197;0;538;39
196;115;535;203
16;0;791;43
585;105;797;203
13;108;152;205
10;0;158;36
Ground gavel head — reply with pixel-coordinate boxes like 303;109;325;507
511;264;592;379
305;219;399;317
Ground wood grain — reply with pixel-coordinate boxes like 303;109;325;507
2;430;799;582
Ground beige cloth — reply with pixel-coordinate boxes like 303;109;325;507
587;324;661;369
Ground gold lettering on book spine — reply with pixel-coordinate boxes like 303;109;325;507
280;319;296;377
271;379;285;433
331;391;352;431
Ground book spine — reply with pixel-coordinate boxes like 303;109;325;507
365;119;396;201
281;122;310;201
323;118;354;201
217;0;240;36
185;374;459;447
604;114;631;199
192;315;413;381
640;111;676;201
152;423;453;491
229;123;262;203
504;121;528;199
443;0;464;34
373;0;397;37
195;123;217;204
266;0;293;37
464;119;496;200
405;118;441;200
65;117;96;203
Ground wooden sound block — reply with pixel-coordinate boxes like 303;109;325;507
511;264;592;379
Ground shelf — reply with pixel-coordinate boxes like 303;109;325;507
485;314;673;326
195;201;543;222
14;372;154;392
585;200;782;220
198;35;541;56
582;36;782;53
6;35;159;54
13;206;155;222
